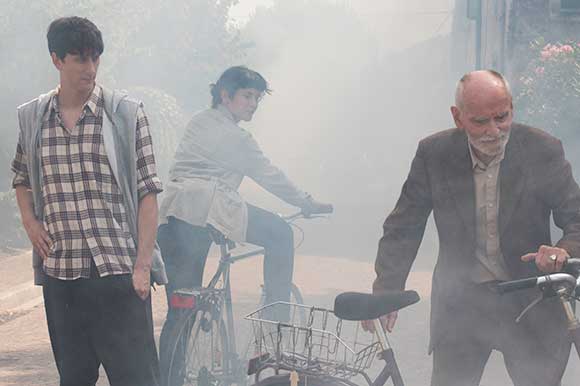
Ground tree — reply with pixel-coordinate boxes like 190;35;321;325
0;0;244;186
0;0;245;249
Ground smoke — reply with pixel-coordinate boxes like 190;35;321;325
2;1;579;384
236;0;455;262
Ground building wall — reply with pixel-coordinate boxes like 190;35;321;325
481;0;510;72
451;0;510;74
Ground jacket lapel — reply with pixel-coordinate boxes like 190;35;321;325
498;131;525;236
444;131;476;236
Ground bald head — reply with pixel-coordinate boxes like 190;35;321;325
455;70;512;111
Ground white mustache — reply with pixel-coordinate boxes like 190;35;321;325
479;134;507;143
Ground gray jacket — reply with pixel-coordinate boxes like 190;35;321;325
16;87;168;285
159;106;312;241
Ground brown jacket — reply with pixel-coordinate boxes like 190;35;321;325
373;123;580;351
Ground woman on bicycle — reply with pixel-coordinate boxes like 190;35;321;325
157;66;332;385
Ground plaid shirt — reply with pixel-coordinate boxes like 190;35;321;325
11;85;163;280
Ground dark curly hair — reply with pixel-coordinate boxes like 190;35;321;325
210;66;271;108
47;16;104;60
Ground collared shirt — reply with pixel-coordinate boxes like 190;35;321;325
159;105;311;242
468;144;511;282
11;85;163;280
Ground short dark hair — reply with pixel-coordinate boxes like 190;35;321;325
210;66;271;108
47;17;104;60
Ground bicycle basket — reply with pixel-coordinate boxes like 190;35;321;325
245;302;380;379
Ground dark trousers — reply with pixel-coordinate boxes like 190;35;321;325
43;274;160;386
157;204;294;386
431;284;570;386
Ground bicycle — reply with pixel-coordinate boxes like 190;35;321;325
244;290;421;386
165;210;331;386
496;257;580;359
244;259;580;386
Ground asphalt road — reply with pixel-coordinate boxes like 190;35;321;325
0;252;578;385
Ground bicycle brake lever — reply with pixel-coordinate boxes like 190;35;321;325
515;293;545;323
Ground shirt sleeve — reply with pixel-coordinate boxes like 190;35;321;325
135;106;163;199
215;129;311;208
11;132;30;188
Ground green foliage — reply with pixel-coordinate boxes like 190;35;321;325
0;0;244;183
516;38;580;140
0;0;244;251
129;86;189;181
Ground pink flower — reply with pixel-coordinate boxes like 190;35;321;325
561;44;574;53
541;50;553;60
535;66;545;75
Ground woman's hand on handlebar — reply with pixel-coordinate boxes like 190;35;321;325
521;245;569;273
301;198;333;216
361;311;398;333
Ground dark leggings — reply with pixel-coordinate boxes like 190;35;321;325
157;204;294;386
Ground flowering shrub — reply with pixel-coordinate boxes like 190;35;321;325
516;39;580;141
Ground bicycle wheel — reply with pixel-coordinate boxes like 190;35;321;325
167;306;230;386
290;283;306;324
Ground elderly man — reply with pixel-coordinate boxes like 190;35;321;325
371;70;580;385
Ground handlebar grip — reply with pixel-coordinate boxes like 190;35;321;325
496;277;538;294
564;258;580;276
315;204;333;214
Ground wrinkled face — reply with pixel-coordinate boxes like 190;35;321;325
451;86;513;159
52;52;99;94
221;88;263;122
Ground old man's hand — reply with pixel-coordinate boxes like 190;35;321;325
521;245;569;273
361;311;398;333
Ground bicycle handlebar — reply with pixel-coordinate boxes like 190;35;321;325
496;277;538;294
496;258;580;295
281;206;333;222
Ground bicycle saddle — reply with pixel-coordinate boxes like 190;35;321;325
207;225;236;248
333;291;420;321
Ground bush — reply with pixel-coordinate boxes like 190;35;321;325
516;39;580;140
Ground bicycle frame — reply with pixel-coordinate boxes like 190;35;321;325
205;209;319;339
557;287;580;359
200;240;267;376
370;322;404;386
169;209;330;386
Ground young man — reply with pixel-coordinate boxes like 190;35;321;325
157;66;332;385
11;16;165;386
370;70;580;386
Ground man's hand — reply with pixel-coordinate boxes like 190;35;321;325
15;185;52;260
132;262;151;300
23;218;52;260
521;245;569;273
361;311;398;333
